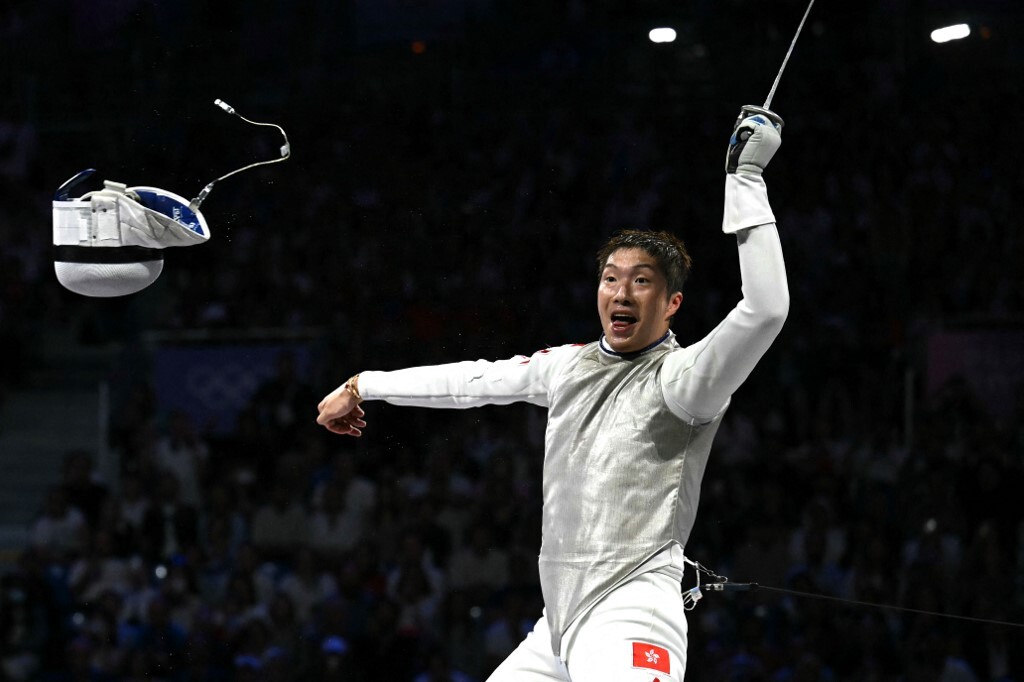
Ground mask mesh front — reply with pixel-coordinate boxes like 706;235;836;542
54;260;163;297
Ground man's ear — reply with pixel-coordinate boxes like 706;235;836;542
666;291;683;320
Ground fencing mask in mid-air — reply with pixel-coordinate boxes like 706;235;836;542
52;99;290;297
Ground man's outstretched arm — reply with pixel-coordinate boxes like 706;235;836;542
316;344;580;436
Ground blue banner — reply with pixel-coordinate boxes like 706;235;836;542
153;343;312;434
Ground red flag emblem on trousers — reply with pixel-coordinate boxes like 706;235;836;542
632;642;671;674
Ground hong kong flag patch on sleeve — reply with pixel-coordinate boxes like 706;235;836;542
632;642;671;675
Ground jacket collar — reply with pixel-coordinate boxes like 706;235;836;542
598;330;673;360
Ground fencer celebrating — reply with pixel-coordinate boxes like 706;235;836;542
317;110;789;681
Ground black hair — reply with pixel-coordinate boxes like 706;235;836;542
596;229;692;296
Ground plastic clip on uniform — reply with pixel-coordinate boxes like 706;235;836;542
682;556;710;611
683;585;703;610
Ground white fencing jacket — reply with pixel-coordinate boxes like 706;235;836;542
358;177;788;656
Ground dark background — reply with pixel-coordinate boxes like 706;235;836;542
1;0;1023;680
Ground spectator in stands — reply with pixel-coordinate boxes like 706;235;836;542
278;546;338;623
140;475;200;565
151;409;209;508
59;450;109;531
250;351;317;464
106;471;150;558
309;478;364;561
448;521;509;603
68;528;129;607
29;487;87;561
250;482;309;563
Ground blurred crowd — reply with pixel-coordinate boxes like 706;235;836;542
2;0;1023;680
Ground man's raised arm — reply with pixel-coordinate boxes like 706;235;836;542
662;111;790;423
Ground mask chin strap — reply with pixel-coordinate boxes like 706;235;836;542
189;99;291;212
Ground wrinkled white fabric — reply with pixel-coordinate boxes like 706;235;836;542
52;183;208;249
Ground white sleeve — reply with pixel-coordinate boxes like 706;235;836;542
662;222;789;422
357;343;582;409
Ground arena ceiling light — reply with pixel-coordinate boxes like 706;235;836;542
930;24;970;43
649;27;677;44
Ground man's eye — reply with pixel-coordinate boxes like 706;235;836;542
604;276;616;283
636;277;649;284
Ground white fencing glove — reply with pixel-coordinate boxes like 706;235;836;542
722;106;783;233
726;106;783;175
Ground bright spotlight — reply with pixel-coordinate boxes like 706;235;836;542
649;28;677;44
930;24;970;43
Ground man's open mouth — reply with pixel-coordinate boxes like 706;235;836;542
610;313;637;331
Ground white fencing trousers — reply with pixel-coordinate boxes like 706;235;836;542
486;567;688;682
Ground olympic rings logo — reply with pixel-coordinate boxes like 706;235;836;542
184;363;269;409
